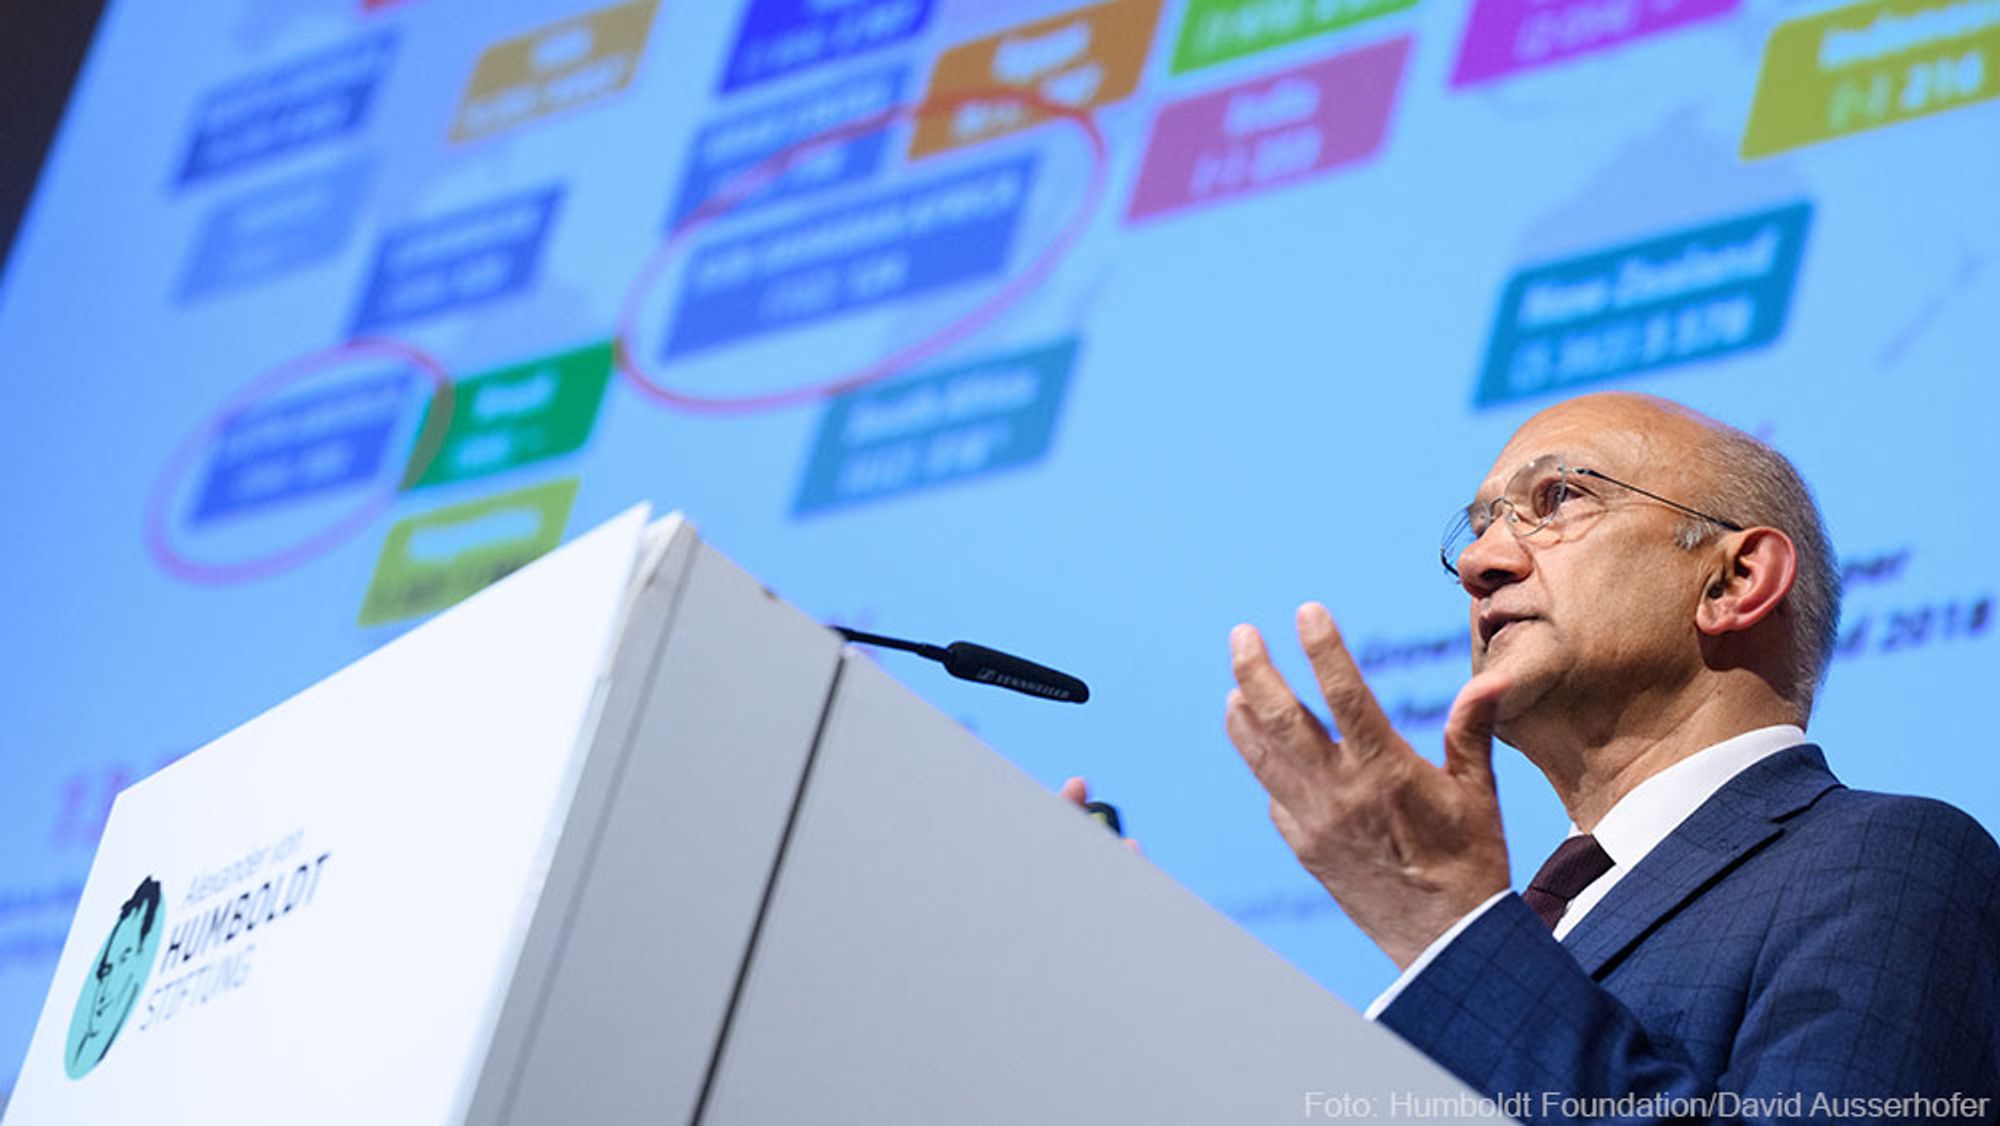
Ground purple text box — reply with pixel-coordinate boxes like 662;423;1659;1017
1128;38;1409;223
1451;0;1737;87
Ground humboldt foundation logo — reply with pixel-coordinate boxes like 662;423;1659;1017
64;876;165;1078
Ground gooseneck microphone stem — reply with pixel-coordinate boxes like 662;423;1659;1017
832;627;1090;704
830;628;948;663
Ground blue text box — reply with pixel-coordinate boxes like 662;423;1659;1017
794;338;1077;515
669;64;905;230
664;155;1035;357
179;159;371;299
1475;202;1813;406
721;0;932;93
192;370;412;524
349;187;563;334
176;31;397;187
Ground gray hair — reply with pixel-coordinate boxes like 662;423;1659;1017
1672;428;1841;718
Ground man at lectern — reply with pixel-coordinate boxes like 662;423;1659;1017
1225;392;2000;1121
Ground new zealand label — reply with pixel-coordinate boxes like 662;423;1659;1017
350;187;562;333
357;478;579;625
669;65;906;230
662;155;1035;357
192;371;413;525
451;0;658;143
1742;0;2000;157
794;339;1077;515
176;31;396;186
911;0;1162;158
405;342;613;489
180;159;371;299
1451;0;1738;87
1473;203;1813;406
1170;0;1413;74
1128;38;1408;222
721;0;932;92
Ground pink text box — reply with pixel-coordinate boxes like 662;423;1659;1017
1451;0;1737;87
1127;37;1410;223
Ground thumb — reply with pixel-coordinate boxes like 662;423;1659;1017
1442;671;1509;788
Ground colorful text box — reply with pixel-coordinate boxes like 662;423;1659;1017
1128;38;1409;222
795;339;1077;515
451;0;658;144
663;155;1036;357
192;371;412;525
1743;0;2000;157
176;32;396;186
405;341;613;489
358;478;578;625
721;0;932;92
179;159;371;299
1451;0;1737;87
1170;0;1413;74
349;187;563;333
911;0;1161;158
1473;202;1813;406
669;64;906;230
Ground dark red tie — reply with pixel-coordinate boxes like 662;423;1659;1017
1522;834;1615;930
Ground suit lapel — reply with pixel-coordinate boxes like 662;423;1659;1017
1561;744;1842;977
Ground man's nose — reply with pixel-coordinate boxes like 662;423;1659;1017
1456;520;1532;597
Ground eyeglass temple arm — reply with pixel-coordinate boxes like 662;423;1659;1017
1570;468;1745;531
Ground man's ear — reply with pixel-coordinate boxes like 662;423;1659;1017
1696;527;1797;636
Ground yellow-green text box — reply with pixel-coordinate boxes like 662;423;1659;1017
1743;0;2000;158
358;478;578;625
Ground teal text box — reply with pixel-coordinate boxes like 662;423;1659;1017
1474;202;1812;407
1171;0;1415;74
793;339;1077;516
405;341;612;489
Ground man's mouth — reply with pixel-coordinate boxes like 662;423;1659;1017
1479;613;1534;647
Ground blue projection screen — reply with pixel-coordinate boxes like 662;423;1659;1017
2;0;1996;1095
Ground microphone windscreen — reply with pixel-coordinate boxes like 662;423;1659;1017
941;641;1089;703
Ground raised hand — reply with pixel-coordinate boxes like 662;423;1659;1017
1225;602;1512;968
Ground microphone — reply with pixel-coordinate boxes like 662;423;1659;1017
832;627;1090;704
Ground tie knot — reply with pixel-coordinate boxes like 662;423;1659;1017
1523;834;1614;930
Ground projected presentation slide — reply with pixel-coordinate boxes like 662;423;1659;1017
2;0;1995;1097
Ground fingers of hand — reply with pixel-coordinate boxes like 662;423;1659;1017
1295;602;1397;755
1225;688;1323;811
1230;625;1331;744
1058;776;1089;807
1442;671;1510;786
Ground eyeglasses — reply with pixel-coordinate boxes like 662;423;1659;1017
1441;454;1744;578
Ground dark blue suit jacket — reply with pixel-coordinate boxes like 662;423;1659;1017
1379;745;2000;1123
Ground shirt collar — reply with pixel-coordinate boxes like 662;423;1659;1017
1587;724;1808;869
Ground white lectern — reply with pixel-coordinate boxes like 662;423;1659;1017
7;510;1503;1125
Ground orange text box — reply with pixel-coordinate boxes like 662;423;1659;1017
911;0;1162;158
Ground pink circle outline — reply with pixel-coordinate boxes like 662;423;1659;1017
143;336;456;585
615;87;1110;414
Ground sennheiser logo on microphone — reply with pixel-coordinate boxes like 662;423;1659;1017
975;668;1073;699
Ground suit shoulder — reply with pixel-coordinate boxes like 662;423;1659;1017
1785;786;2000;893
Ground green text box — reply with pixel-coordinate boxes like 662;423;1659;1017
1171;0;1415;74
406;341;613;489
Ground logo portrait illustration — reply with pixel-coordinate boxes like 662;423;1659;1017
64;876;164;1078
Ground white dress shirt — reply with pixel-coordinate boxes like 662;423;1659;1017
1363;724;1808;1020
